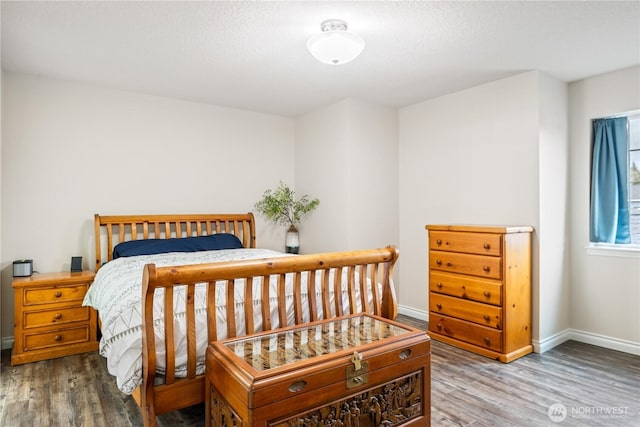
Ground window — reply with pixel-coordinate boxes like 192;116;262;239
590;111;640;248
629;113;640;245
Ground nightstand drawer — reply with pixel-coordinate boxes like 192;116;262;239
23;325;92;351
23;284;88;306
23;306;90;329
429;231;502;256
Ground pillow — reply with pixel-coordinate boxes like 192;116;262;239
112;233;244;259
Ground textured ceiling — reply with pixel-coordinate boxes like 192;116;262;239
2;1;639;117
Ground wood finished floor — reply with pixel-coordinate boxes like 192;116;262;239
1;315;638;426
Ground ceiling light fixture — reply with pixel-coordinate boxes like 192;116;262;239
307;19;365;65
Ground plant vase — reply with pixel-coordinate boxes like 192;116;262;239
285;225;300;254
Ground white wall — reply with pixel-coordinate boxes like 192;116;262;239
294;99;399;254
0;6;4;353
294;100;350;253
0;73;295;344
0;32;3;350
3;66;636;355
345;100;399;252
399;71;541;321
568;66;640;353
399;71;572;348
537;73;571;348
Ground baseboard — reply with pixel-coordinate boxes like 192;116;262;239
568;329;640;355
534;328;640;356
2;336;14;351
398;304;428;322
533;329;572;354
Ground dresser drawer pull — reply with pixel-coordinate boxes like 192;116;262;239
54;313;62;320
54;335;62;342
54;291;62;298
288;380;307;393
484;337;491;346
436;303;442;310
483;243;491;250
483;315;490;322
436;282;443;289
437;323;451;334
436;239;442;246
436;260;442;266
483;291;491;298
482;265;490;272
446;262;453;267
399;349;412;360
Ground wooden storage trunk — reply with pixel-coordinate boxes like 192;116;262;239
206;313;431;427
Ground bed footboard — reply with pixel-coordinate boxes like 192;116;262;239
140;245;399;426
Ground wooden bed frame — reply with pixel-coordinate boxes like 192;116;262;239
94;213;399;427
95;213;257;270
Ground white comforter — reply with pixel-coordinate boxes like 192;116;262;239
83;248;367;394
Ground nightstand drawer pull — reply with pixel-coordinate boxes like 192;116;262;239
482;265;490;272
436;282;443;289
54;313;62;320
436;303;442;310
483;315;490;322
54;291;62;298
436;259;442;266
484;337;491;346
54;335;62;342
436;239;442;246
484;291;491;298
483;243;491;250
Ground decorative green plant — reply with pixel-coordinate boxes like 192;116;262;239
254;181;320;229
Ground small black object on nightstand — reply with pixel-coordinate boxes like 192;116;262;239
71;256;83;272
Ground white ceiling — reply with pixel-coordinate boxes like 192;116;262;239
2;1;639;117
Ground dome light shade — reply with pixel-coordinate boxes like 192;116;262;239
307;19;365;65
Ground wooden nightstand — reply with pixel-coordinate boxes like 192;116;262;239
12;271;98;365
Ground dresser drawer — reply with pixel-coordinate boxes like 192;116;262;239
430;293;502;329
429;231;502;256
23;284;88;306
430;271;502;306
429;250;502;279
23;306;90;329
23;325;92;351
429;313;502;352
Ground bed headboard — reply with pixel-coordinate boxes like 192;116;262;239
94;213;256;271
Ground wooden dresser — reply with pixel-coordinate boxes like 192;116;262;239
12;271;98;365
425;224;533;363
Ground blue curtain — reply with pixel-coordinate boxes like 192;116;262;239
590;117;630;243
